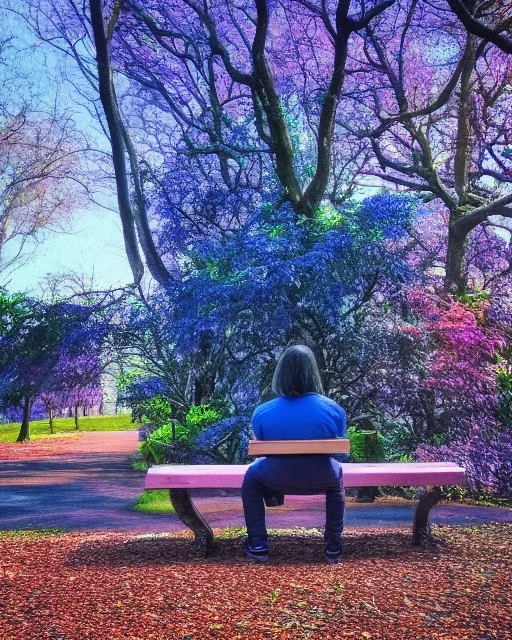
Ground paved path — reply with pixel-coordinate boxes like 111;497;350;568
0;431;511;532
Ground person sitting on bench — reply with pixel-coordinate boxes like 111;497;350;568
242;344;347;564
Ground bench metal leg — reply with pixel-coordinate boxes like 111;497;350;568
169;489;215;557
412;486;442;546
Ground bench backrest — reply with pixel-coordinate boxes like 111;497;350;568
248;438;350;456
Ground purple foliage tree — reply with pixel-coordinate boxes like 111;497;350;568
52;353;103;430
338;0;512;292
39;391;64;434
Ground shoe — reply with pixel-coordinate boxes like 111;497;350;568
324;544;342;564
243;539;269;562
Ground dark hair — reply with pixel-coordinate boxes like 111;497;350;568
271;345;324;397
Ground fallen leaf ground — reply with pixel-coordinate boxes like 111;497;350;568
1;524;511;640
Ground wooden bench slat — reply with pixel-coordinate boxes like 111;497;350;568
145;462;467;490
248;438;350;456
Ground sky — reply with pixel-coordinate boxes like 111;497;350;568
4;207;134;295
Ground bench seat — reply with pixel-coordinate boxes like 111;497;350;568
145;462;465;490
144;461;466;556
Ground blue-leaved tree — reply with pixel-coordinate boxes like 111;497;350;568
122;192;417;461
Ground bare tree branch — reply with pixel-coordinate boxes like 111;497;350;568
447;0;512;54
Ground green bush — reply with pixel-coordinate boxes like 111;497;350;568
347;426;385;462
376;419;418;461
455;290;491;307
133;395;172;430
138;403;225;463
139;423;177;464
186;404;222;430
497;369;512;427
174;404;224;444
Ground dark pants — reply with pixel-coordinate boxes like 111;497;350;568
241;455;345;550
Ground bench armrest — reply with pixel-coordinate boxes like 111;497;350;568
248;438;350;456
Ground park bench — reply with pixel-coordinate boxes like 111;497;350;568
144;438;466;556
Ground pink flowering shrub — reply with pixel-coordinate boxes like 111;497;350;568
405;290;512;499
407;289;505;433
373;287;509;473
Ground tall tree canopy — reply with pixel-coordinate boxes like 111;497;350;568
340;0;512;291
15;0;510;293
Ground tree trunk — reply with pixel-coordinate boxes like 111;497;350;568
49;409;54;434
89;0;145;285
16;396;32;442
444;224;468;294
193;372;215;406
453;34;476;204
445;33;475;294
74;405;80;430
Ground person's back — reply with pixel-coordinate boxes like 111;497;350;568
252;392;346;441
242;345;347;564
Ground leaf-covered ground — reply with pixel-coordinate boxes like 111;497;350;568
1;524;510;640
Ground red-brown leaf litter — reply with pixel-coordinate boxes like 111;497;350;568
1;524;511;640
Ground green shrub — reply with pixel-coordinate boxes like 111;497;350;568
173;404;224;444
133;395;172;430
139;423;177;464
347;426;385;462
455;290;491;307
186;404;222;429
138;403;226;463
497;369;512;427
377;420;418;461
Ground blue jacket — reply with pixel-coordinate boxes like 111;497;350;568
251;392;347;441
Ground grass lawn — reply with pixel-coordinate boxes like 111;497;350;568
0;523;510;639
0;414;138;443
0;528;67;540
134;489;176;515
